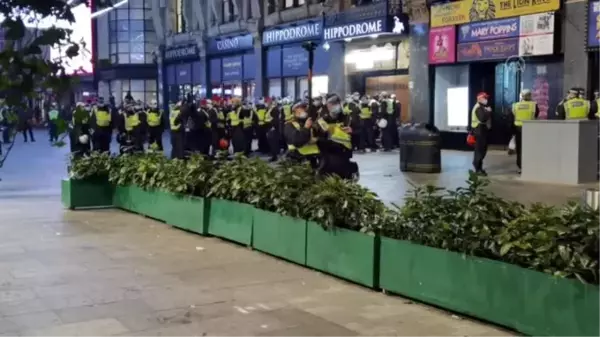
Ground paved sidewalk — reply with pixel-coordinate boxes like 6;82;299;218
0;195;513;336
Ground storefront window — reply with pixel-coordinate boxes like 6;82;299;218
345;44;396;73
297;77;308;100
108;0;156;65
284;78;296;100
108;79;158;105
244;81;255;99
433;65;470;131
179;84;192;100
193;84;206;100
312;76;329;97
268;79;282;98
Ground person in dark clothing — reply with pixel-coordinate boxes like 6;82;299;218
19;108;35;142
146;99;163;151
170;101;185;159
391;94;401;148
318;94;356;180
283;101;319;169
346;95;361;151
241;100;257;156
90;98;112;152
266;98;284;162
197;99;212;156
206;99;221;157
379;92;397;151
511;89;539;173
470;92;492;175
591;91;599;118
358;96;376;152
182;101;205;156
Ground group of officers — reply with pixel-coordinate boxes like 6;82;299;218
470;87;599;175
69;92;403;180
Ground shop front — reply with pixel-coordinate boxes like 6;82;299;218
263;19;330;100
587;0;599;96
322;3;411;121
429;0;562;148
163;44;206;105
207;34;255;100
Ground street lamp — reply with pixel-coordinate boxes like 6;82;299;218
301;41;317;108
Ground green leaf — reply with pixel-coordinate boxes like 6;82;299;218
499;243;513;256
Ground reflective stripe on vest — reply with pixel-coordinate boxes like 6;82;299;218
512;101;536;126
565;98;589;119
287;121;319;155
386;99;394;114
360;107;372;119
147;111;161;127
228;108;241;127
170;109;181;131
256;108;267;125
125;114;140;131
283;105;292;121
243;110;254;128
217;110;225;128
48;110;59;120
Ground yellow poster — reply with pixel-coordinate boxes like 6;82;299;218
430;0;561;27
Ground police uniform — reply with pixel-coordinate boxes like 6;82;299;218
255;101;270;153
512;99;538;170
471;95;492;174
47;106;60;143
92;103;112;152
358;98;376;151
169;103;184;159
146;106;163;151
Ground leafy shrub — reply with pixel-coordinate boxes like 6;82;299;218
68;152;112;179
299;176;387;233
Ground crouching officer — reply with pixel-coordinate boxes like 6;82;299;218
283;101;319;170
317;94;357;180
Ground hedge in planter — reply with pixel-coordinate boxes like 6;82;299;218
252;209;307;265
379;238;599;336
61;178;113;209
63;152;114;209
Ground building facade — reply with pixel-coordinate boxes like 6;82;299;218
93;0;160;106
92;0;450;122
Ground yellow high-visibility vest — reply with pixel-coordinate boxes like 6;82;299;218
470;103;491;128
147;110;161;127
287;121;319;155
385;99;394;114
95;109;111;127
512;101;536;126
243;110;254;128
125;114;140;131
265;108;274;123
319;118;352;149
564;98;589;119
216;110;225;128
170;109;181;131
256;108;267;125
283;105;292;122
228;107;242;127
202;109;211;128
359;107;372;119
48;110;59;120
343;104;351;115
596;99;599;117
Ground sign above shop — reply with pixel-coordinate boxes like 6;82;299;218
263;20;321;46
164;44;198;62
429;26;456;64
430;0;560;27
457;38;519;62
323;15;408;41
458;18;519;43
207;34;254;55
588;1;599;49
518;12;555;56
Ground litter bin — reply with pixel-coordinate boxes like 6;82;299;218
399;123;441;173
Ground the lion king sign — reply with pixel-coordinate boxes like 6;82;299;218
430;0;560;27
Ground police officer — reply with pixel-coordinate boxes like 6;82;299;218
281;97;293;124
284;101;319;169
205;98;221;157
70;102;91;157
228;97;246;154
511;89;539;174
198;99;212;156
346;94;361;151
559;88;590;120
471;92;492;175
241;100;257;155
266;97;283;162
379;92;396;151
255;98;269;154
47;102;60;143
317;94;356;179
121;103;143;152
146;99;163;151
358;95;376;152
170;101;185;159
91;97;112;152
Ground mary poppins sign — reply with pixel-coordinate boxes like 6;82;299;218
207;34;254;55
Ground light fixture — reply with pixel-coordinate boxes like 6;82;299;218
322;42;330;51
369;34;379;39
344;38;352;42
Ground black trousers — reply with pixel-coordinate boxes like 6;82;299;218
267;128;281;159
48;122;58;142
256;125;269;153
472;126;489;171
359;119;376;150
171;131;184;159
243;127;253;155
92;128;111;152
22;124;34;142
514;126;523;169
148;127;163;151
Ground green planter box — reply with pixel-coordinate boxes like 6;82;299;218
208;199;254;245
252;209;307;265
163;194;209;235
379;237;600;336
113;185;165;221
306;222;379;288
61;178;113;209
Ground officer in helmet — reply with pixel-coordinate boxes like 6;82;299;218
146;99;163;151
90;97;112;152
283;101;320;169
